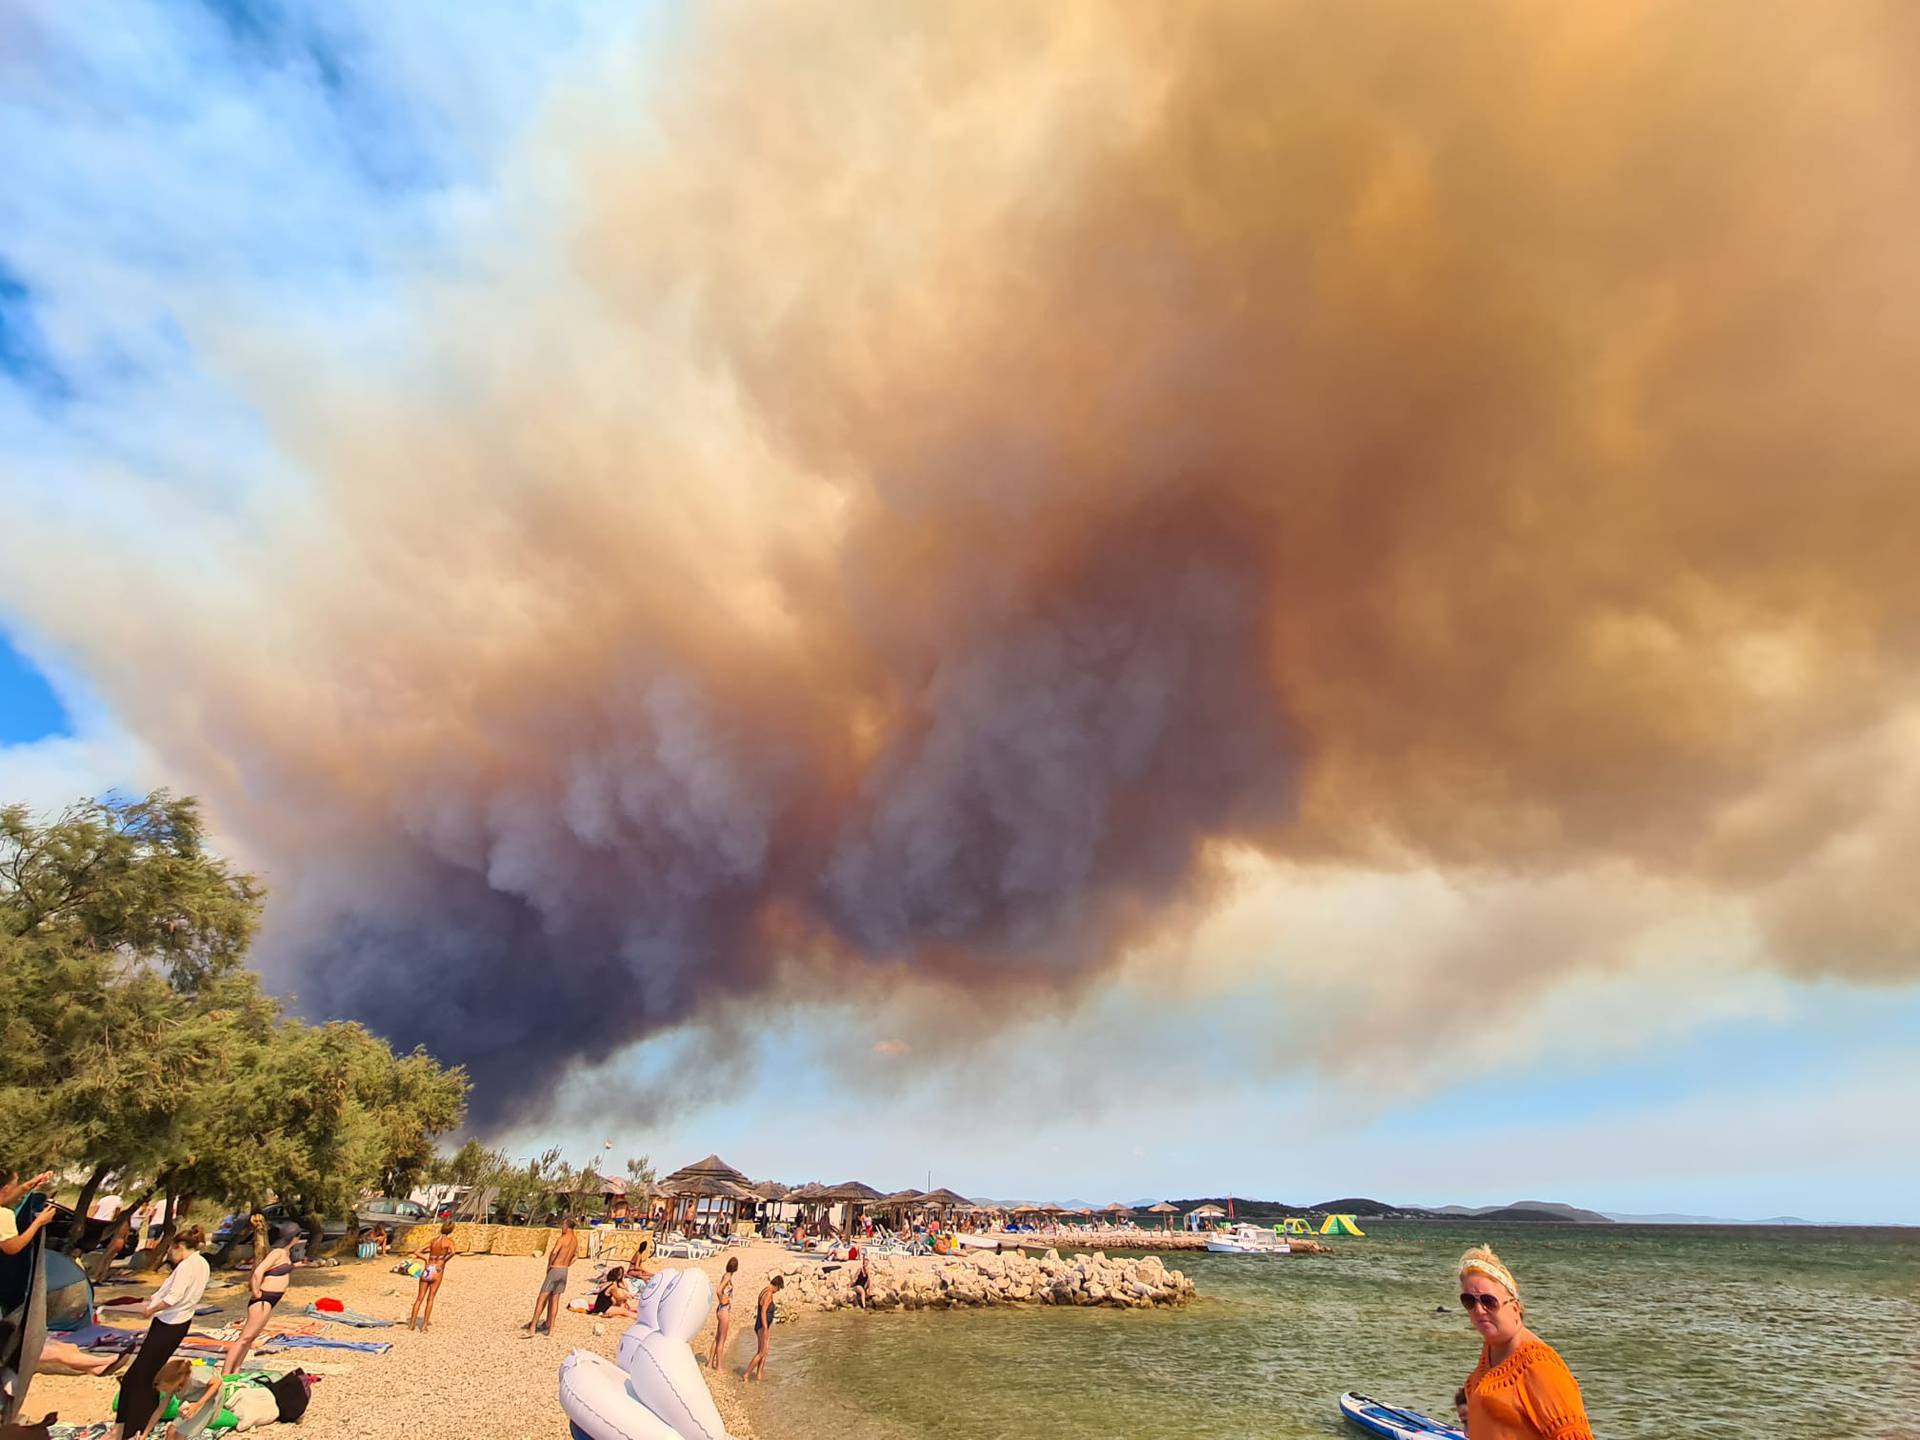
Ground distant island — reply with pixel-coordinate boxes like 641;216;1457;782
1097;1197;1848;1225
1146;1195;1615;1223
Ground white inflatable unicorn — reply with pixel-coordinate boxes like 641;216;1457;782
559;1267;732;1440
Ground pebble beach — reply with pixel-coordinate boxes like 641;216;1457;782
29;1246;774;1440
23;1234;1201;1439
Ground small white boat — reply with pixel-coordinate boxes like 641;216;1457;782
1204;1223;1290;1255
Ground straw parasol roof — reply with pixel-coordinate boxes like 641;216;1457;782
1038;1202;1066;1215
783;1182;830;1203
659;1154;754;1198
1190;1203;1227;1217
881;1188;926;1207
1104;1202;1133;1214
920;1187;973;1210
1147;1202;1179;1215
820;1180;886;1203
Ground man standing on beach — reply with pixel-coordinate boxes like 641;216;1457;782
524;1215;578;1336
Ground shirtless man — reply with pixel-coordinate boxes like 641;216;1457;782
524;1214;577;1335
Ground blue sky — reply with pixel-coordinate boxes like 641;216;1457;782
4;0;1917;1223
0;634;68;745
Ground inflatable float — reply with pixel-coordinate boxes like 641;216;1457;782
560;1266;731;1440
1338;1391;1465;1439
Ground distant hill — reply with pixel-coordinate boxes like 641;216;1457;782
1469;1205;1581;1224
1422;1200;1612;1223
1603;1212;1820;1225
1305;1197;1407;1218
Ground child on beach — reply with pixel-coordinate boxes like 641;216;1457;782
709;1256;738;1370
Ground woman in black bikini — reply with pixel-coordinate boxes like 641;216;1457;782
223;1223;297;1374
410;1222;457;1332
708;1256;738;1369
588;1266;634;1318
744;1273;782;1381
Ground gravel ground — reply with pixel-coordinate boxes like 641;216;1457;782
25;1245;786;1440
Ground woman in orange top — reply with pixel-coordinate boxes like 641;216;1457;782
1457;1245;1594;1440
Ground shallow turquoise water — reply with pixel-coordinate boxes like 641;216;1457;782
742;1224;1920;1438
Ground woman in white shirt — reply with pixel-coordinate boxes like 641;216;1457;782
116;1225;211;1434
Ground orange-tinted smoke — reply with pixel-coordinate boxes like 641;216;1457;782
7;0;1920;1120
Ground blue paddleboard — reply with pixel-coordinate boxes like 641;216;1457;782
1338;1391;1466;1440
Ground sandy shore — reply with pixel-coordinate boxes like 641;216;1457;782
25;1236;1215;1438
27;1244;798;1440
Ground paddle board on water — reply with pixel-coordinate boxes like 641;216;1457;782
1338;1391;1466;1440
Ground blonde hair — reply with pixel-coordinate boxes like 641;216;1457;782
1458;1244;1524;1313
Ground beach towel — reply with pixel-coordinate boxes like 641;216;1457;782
264;1335;391;1353
47;1425;118;1440
58;1323;144;1353
302;1302;394;1327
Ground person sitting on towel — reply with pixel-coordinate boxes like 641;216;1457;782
588;1266;634;1318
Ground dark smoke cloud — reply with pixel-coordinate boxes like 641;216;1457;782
7;0;1920;1125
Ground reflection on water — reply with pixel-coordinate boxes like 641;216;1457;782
743;1224;1920;1439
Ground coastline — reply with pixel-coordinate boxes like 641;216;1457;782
20;1235;1196;1440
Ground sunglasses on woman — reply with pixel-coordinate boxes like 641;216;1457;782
1460;1292;1506;1312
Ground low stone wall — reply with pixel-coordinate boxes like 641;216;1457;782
382;1222;654;1260
783;1248;1195;1313
988;1230;1330;1254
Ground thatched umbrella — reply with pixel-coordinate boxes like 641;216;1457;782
1187;1203;1226;1233
920;1187;972;1211
1147;1201;1179;1231
817;1180;886;1232
658;1154;755;1234
779;1182;831;1230
880;1188;926;1225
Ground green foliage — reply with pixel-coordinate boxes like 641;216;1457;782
1;792;261;989
0;791;467;1224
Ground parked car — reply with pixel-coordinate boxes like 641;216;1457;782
355;1196;431;1230
212;1204;349;1247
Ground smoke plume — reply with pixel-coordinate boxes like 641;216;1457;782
6;0;1920;1124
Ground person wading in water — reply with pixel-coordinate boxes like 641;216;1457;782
1456;1245;1594;1440
745;1274;783;1381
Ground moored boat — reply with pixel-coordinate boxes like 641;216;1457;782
1203;1223;1290;1255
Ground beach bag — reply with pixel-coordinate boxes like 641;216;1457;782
266;1368;313;1422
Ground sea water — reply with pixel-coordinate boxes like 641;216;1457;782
740;1223;1920;1438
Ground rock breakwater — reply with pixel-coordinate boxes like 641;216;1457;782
782;1248;1196;1313
984;1230;1331;1254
